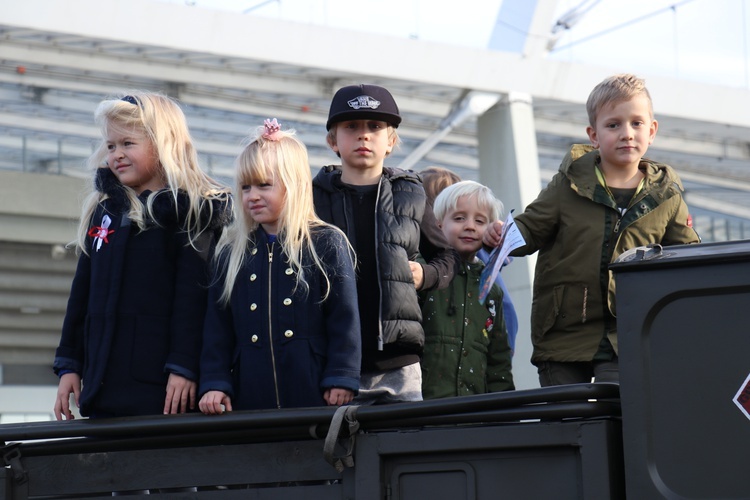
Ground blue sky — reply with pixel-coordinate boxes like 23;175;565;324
161;0;750;89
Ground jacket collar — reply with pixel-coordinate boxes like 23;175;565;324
94;167;230;231
315;164;420;192
560;144;685;200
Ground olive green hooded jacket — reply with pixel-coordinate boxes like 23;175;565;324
513;145;700;364
420;259;514;399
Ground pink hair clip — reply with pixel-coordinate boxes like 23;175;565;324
262;118;282;141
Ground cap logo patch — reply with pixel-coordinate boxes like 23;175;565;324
347;95;381;110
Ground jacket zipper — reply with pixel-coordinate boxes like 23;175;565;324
267;242;281;409
373;179;385;351
612;204;634;248
604;208;624;318
613;215;622;234
581;286;588;323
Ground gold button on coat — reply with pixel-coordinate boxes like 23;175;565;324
284;330;294;338
285;268;294;275
283;298;292;306
250;273;257;281
251;335;258;343
250;303;257;311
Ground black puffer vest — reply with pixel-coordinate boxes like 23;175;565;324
313;165;426;351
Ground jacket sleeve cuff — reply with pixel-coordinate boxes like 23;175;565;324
198;380;234;399
320;376;359;394
420;263;439;291
53;356;82;376
165;363;197;381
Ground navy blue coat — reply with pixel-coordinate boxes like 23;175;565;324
54;169;229;417
199;227;361;410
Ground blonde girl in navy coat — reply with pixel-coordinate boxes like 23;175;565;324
198;120;361;413
53;92;231;420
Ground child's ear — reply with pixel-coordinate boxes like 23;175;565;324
386;129;397;154
586;125;599;148
327;135;339;153
326;128;339;153
648;119;658;144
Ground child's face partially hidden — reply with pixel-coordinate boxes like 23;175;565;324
106;128;163;195
439;195;490;262
586;94;658;173
242;178;286;235
329;120;396;174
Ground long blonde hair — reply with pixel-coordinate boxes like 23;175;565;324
76;91;230;254
216;122;352;305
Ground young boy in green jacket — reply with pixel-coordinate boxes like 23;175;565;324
485;73;700;387
421;181;514;399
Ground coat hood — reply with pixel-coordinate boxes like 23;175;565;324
94;168;231;232
560;144;685;200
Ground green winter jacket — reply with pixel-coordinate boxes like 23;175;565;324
420;259;514;399
513;145;700;364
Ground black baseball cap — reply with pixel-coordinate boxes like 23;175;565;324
326;84;402;130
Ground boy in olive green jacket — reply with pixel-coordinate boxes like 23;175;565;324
485;74;699;387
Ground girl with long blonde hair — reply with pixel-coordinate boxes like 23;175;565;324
199;119;361;412
53;91;231;420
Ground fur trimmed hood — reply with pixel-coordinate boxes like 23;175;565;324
94;167;231;232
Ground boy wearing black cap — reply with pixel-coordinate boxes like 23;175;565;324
313;84;458;404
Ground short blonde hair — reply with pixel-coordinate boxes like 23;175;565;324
433;180;502;223
420;166;461;202
586;74;653;127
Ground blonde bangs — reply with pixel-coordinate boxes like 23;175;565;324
235;143;279;191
